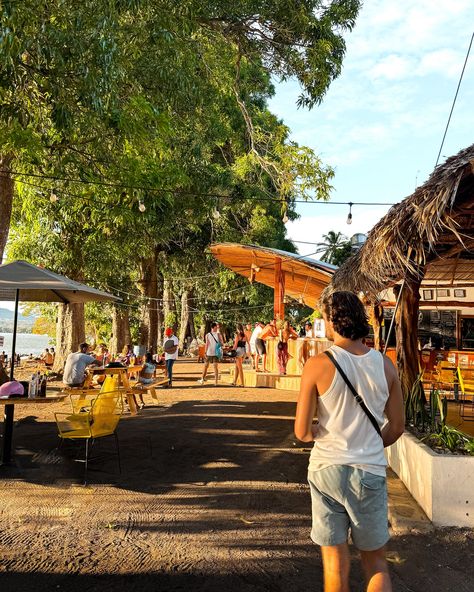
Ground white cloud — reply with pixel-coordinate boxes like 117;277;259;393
417;49;465;78
368;54;415;81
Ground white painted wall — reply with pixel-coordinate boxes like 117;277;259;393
386;432;474;527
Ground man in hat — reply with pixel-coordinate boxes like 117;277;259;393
163;328;179;387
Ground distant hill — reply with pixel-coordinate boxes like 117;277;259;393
0;307;37;326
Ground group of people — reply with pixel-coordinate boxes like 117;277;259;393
197;318;304;387
62;327;180;397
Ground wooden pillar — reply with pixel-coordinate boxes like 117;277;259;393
393;270;424;400
369;302;384;351
273;258;285;320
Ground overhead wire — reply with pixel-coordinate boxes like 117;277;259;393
2;170;396;207
434;30;474;168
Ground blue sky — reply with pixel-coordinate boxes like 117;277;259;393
269;1;474;256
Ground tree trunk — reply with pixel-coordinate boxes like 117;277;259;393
109;306;131;357
369;303;384;351
178;289;195;349
53;303;86;374
163;278;177;331
0;154;14;263
138;254;158;353
394;273;424;399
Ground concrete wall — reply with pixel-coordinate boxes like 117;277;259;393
386;432;474;527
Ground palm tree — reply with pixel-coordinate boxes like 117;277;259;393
316;231;349;264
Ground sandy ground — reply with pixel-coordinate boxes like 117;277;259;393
0;360;473;591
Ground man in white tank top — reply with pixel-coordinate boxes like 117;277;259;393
295;291;404;592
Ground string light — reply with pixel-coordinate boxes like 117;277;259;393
282;213;289;224
50;190;58;203
346;202;353;225
138;201;146;213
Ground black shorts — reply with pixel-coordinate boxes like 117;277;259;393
255;338;266;355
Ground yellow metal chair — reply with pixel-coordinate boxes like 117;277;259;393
458;366;474;421
434;362;458;399
55;388;123;483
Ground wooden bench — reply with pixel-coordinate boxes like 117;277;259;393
129;377;169;404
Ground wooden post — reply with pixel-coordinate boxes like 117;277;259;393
393;270;424;400
273;258;285;320
369;302;384;351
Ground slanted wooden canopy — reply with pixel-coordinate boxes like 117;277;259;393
210;243;336;317
327;143;474;393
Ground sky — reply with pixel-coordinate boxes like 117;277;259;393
269;0;474;258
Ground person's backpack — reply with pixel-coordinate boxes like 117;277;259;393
164;339;178;355
210;333;223;360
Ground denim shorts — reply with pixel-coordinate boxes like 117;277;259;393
307;465;389;551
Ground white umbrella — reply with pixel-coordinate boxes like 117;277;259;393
0;260;119;464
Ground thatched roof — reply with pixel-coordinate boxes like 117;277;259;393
329;143;474;299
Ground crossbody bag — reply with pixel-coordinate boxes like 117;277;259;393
324;350;382;438
210;333;222;359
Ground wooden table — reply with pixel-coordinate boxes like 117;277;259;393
1;395;67;465
83;367;138;415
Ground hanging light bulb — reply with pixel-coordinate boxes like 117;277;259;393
138;201;146;213
282;213;289;224
346;202;353;225
50;190;58;203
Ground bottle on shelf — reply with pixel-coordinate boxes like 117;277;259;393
28;374;37;398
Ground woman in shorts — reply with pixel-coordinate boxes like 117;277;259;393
232;324;248;386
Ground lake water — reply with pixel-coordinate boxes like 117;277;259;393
0;333;55;357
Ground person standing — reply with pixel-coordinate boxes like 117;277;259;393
232;324;248;386
277;320;298;375
63;343;100;387
295;291;404;592
198;322;223;386
250;322;263;370
258;319;278;372
244;322;253;367
163;327;179;387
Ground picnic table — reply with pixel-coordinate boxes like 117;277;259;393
81;366;166;413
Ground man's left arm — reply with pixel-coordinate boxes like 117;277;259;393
294;357;319;442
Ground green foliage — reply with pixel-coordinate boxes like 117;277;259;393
315;231;352;265
4;0;362;341
409;382;474;456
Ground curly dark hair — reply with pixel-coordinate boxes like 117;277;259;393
321;291;370;340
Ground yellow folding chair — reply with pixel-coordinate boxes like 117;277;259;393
55;388;123;483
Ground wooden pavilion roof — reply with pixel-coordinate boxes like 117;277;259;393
328;143;474;299
210;243;336;309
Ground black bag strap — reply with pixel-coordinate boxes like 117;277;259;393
324;350;382;438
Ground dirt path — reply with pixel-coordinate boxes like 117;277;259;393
0;360;472;591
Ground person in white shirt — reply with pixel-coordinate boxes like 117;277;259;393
198;322;223;386
295;291;404;592
63;343;100;387
250;321;264;371
163;327;179;387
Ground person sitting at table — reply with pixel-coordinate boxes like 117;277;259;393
41;348;54;368
135;352;157;408
63;343;101;387
95;343;110;366
118;344;133;366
